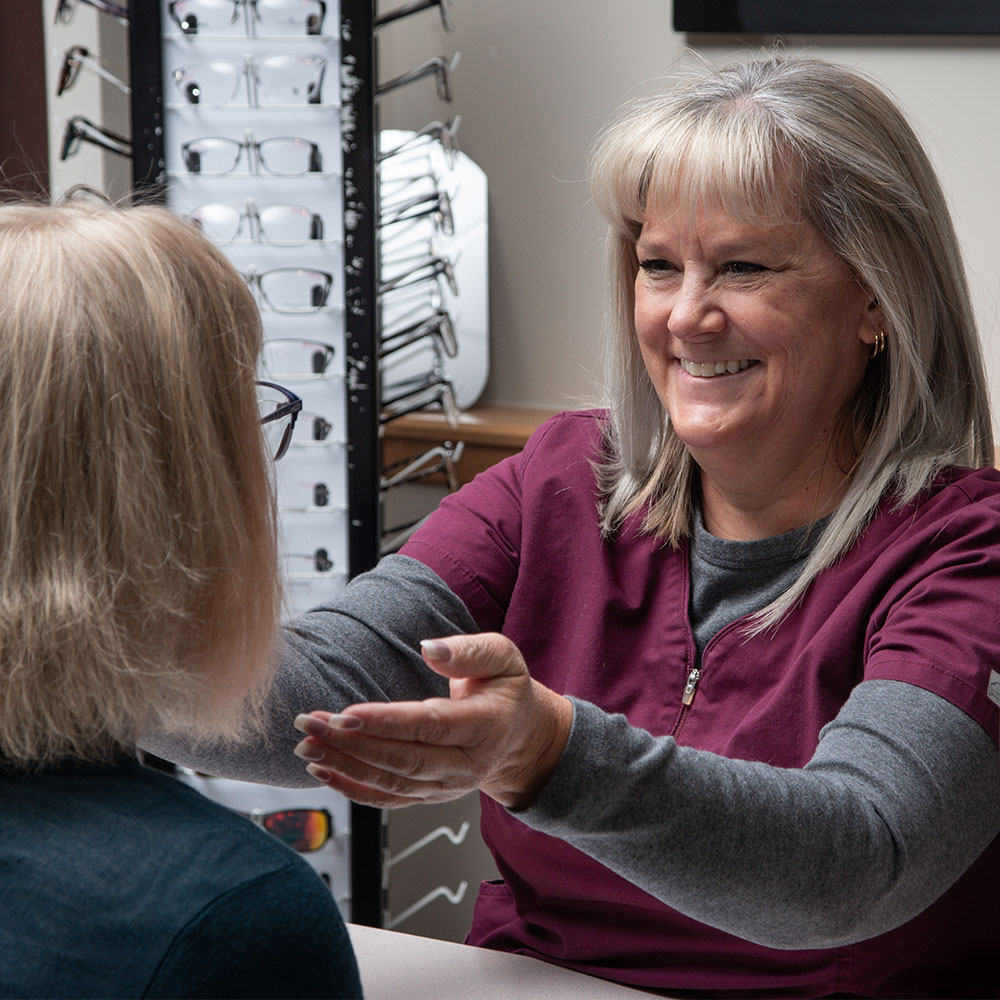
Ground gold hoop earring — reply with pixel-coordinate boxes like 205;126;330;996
869;329;886;359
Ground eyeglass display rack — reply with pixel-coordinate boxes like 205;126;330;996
128;0;383;928
126;0;493;939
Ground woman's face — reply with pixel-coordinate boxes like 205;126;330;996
634;198;876;498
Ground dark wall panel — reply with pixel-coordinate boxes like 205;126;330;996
0;1;49;195
674;0;1000;34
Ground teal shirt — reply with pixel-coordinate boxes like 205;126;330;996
0;756;361;999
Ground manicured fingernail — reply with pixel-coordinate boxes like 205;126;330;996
326;713;364;731
294;740;325;762
294;714;329;738
307;763;333;783
420;639;452;661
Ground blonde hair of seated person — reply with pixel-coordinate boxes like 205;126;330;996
0;192;280;768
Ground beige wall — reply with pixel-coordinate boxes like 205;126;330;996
378;3;1000;432
42;0;131;201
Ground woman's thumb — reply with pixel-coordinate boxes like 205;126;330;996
419;632;527;680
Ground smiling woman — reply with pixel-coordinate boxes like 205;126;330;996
590;55;992;625
632;199;876;540
144;55;1000;999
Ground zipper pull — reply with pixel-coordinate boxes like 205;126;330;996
681;667;701;707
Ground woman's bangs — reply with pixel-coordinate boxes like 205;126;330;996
644;114;800;228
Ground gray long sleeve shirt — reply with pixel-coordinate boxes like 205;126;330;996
141;554;1000;951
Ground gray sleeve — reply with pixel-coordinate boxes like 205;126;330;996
139;554;478;786
518;678;1000;950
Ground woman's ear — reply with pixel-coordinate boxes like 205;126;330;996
860;297;886;348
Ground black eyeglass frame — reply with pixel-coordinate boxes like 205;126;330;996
380;308;457;360
257;380;302;461
55;0;128;24
374;0;451;31
60;115;133;161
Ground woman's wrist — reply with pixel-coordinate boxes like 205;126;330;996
486;683;574;811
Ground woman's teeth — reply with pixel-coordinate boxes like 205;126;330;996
680;358;755;378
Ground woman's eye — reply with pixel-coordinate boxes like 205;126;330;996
638;258;675;273
722;260;765;276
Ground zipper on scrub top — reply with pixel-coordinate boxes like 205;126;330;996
681;667;701;706
672;666;701;738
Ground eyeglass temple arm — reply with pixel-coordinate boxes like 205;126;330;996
256;381;304;423
381;441;464;490
60;48;131;95
379;116;461;162
381;371;455;411
374;0;452;31
380;257;458;297
380;321;455;360
382;304;449;337
61;116;132;160
90;0;128;18
376;53;459;103
57;0;128;24
381;187;449;217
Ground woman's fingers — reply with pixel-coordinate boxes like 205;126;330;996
304;740;466;803
304;760;431;809
292;632;573;810
296;695;507;748
295;716;481;783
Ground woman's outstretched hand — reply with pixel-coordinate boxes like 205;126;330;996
292;633;573;811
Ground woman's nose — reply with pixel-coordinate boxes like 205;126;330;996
667;275;724;339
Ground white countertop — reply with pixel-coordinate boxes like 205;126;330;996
347;923;654;999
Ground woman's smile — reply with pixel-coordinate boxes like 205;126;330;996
679;357;758;378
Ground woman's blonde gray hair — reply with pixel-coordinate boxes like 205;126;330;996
0;193;280;767
589;54;994;628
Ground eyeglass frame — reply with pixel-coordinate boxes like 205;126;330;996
235;806;336;852
188;198;325;246
55;0;128;25
374;0;452;31
181;131;323;176
376;53;460;104
381;189;455;237
168;0;328;37
381;372;460;428
276;480;334;510
242;266;335;313
260;337;338;377
382;440;464;493
379;116;462;168
257;379;302;461
294;410;336;443
284;548;335;573
170;53;327;108
60;115;132;161
380;309;458;360
380;253;459;299
56;45;131;97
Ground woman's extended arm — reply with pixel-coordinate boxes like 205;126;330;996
138;555;477;784
526;678;1000;949
295;635;1000;950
